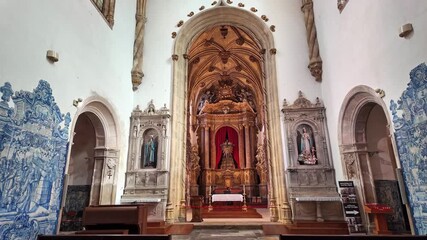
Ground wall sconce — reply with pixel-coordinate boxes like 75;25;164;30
399;23;413;38
73;98;83;107
46;50;59;62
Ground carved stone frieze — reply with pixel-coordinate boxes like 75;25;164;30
343;152;357;178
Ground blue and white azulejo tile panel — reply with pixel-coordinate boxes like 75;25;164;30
390;63;427;235
0;80;70;240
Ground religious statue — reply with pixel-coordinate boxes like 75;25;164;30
297;126;317;165
143;135;157;168
218;137;237;169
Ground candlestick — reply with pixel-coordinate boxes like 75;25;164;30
209;185;212;195
243;184;246;194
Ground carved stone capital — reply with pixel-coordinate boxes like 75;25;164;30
131;70;144;91
308;60;322;82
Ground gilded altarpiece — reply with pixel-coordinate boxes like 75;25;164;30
282;91;343;222
194;99;267;204
121;101;170;221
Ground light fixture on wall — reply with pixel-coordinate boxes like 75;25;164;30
73;98;83;107
399;23;413;38
46;50;59;62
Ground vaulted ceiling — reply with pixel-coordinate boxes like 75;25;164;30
187;25;265;118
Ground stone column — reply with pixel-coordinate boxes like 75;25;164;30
106;0;116;26
210;127;216;169
238;125;245;168
301;0;322;81
131;0;148;90
244;125;251;168
204;126;210;169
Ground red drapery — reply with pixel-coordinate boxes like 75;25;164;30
215;126;239;168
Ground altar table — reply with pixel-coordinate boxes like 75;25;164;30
212;194;244;202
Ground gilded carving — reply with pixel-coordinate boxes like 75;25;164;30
189;145;201;184
256;145;267;184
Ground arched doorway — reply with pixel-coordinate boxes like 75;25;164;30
168;1;290;223
338;86;411;234
59;97;120;232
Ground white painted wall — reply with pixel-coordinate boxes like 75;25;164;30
314;0;427;182
0;0;137;202
1;0;426;204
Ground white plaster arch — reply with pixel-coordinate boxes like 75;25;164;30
168;2;291;223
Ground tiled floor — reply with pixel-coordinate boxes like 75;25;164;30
172;208;280;239
172;229;279;240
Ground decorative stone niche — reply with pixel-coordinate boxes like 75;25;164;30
121;101;170;221
282;91;344;222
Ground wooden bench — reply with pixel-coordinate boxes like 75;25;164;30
38;234;171;240
280;234;426;240
82;204;148;234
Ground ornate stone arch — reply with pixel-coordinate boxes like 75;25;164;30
338;85;399;229
67;96;121;205
168;1;290;223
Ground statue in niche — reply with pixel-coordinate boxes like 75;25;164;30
297;125;317;165
142;135;157;168
197;90;215;113
218;134;237;170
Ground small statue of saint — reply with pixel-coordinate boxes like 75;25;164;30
143;135;157;168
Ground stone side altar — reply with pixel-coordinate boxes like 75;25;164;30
121;101;170;221
282;91;344;222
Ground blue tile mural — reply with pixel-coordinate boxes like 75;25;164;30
0;80;70;240
390;62;427;235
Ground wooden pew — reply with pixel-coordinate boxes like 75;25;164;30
82;205;148;234
38;234;171;240
280;234;426;240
